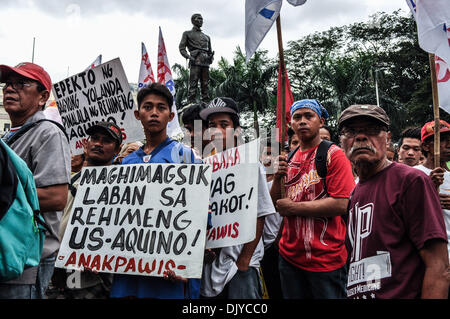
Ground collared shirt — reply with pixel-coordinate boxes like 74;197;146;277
5;111;71;284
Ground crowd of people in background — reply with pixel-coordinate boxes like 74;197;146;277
0;61;449;300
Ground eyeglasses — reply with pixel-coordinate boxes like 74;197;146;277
340;126;386;138
1;81;37;91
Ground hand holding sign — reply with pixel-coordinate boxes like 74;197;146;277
56;163;211;279
205;139;260;249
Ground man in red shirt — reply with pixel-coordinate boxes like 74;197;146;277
271;99;355;299
339;104;449;299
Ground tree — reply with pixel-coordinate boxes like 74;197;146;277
283;10;444;139
215;47;277;135
171;10;448;140
313;53;374;120
172;63;190;108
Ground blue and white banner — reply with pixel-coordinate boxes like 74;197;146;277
245;0;307;63
409;0;450;64
245;0;282;63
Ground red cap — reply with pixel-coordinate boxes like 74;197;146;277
0;62;52;92
421;120;450;142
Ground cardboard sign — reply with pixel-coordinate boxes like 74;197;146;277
52;58;145;155
204;139;260;249
56;163;211;279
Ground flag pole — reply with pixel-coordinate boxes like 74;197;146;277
32;37;35;63
429;53;440;170
276;14;287;197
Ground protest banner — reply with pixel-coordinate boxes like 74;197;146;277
55;163;212;279
204;139;260;249
52;58;145;155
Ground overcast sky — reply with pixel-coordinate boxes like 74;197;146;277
0;0;411;84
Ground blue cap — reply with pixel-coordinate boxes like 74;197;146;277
290;99;329;119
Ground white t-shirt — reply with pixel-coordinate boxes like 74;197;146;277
262;180;283;249
200;164;276;297
414;164;450;261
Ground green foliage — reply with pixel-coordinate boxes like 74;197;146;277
173;47;277;135
172;63;190;107
172;10;445;140
283;9;440;139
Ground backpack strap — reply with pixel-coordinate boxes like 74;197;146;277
69;171;82;198
287;145;300;163
315;140;335;195
0;140;18;220
5;119;69;146
286;140;334;195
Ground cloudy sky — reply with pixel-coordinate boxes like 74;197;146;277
0;0;411;84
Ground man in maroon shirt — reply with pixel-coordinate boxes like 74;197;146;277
338;104;449;299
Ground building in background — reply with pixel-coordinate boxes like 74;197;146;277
0;90;11;135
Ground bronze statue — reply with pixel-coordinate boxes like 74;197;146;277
179;13;214;103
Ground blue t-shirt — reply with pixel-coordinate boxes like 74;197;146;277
121;137;201;165
110;137;205;299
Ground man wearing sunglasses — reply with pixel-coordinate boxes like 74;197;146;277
0;62;71;299
339;104;449;299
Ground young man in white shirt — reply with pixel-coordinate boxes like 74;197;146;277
199;97;276;299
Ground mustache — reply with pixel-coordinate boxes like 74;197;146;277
350;144;377;154
90;147;104;154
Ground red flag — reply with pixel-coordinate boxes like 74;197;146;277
436;55;450;114
276;62;294;144
156;27;182;137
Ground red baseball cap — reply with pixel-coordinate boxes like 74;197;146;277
421;120;450;142
0;62;52;92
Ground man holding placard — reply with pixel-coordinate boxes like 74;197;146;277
199;97;276;299
53;121;122;299
109;82;204;299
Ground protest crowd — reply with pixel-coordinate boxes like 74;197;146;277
0;59;449;301
0;1;450;301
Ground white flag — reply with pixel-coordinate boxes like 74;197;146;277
85;54;102;71
407;0;450;114
286;0;306;6
157;27;183;138
245;0;282;63
436;56;450;114
245;0;307;63
43;100;63;125
414;0;450;64
138;42;155;90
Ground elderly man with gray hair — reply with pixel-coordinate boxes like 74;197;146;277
338;104;449;299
